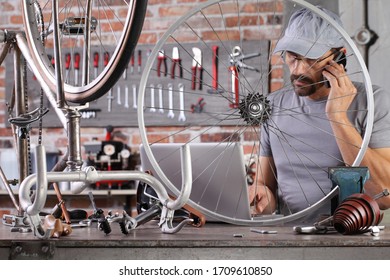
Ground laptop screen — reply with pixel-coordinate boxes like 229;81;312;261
139;142;252;221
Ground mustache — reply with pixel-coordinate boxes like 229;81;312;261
290;74;314;85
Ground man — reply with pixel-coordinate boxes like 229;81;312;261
248;6;390;223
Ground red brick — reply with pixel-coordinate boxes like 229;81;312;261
172;133;191;143
0;2;15;12
200;132;240;142
10;15;23;25
159;6;193;18
201;30;240;42
0;127;12;137
149;0;172;5
201;3;237;16
270;67;284;79
138;32;158;45
243;144;259;155
270;81;284;92
244;130;259;142
241;2;284;13
225;16;262;28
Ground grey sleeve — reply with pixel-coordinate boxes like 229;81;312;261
369;86;390;148
260;124;272;157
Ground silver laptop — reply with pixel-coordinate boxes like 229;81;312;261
139;142;252;221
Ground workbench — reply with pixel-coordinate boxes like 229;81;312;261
1;220;389;260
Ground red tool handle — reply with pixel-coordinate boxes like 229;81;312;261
74;53;80;70
212;45;219;90
229;65;239;108
104;51;109;67
191;65;197;90
93;52;99;68
131;53;135;66
171;60;177;79
198;66;203;91
65;53;71;69
157;58;162;77
138;50;142;66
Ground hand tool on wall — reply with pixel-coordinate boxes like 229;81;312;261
124;84;129;108
158;84;164;113
167;83;174;119
74;52;80;86
171;47;183;79
130;52;135;74
207;45;224;94
123;56;128;80
132;84;137;109
93;52;99;79
138;49;142;74
178;83;186;122
157;50;167;77
191;47;203;90
65;53;71;83
228;46;261;108
104;52;114;112
150;84;156;112
191;97;206;113
117;85;121;105
229;63;239;108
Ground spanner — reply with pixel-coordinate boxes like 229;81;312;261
157;84;164;113
167;83;175;119
124;85;129;108
150;84;156;112
117;86;121;105
132;84;137;109
178;83;186;122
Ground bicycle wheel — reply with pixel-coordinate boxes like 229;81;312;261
138;0;374;225
22;0;147;104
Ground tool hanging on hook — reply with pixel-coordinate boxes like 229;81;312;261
228;46;261;108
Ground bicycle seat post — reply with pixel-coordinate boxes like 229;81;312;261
64;107;84;171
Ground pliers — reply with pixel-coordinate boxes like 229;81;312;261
157;49;167;77
191;47;203;90
171;47;183;79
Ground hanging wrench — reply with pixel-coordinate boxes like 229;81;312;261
132;84;137;109
117;86;121;105
124;84;129;108
65;53;71;83
157;84;164;113
93;52;99;79
167;83;174;119
150;84;156;112
74;52;80;86
178;83;186;122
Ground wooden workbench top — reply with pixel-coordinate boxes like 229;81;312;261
1;220;390;260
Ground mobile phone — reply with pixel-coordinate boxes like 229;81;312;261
324;51;347;88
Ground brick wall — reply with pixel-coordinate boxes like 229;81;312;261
0;0;284;157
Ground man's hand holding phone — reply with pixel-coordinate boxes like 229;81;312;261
323;51;357;120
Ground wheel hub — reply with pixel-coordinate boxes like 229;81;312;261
238;93;271;125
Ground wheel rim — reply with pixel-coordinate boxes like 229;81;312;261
138;0;374;225
22;0;146;104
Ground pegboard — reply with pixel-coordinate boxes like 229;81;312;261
5;41;270;128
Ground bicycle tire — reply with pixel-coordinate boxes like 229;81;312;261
22;0;147;104
138;0;374;225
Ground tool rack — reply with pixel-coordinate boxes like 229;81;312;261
5;41;270;127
